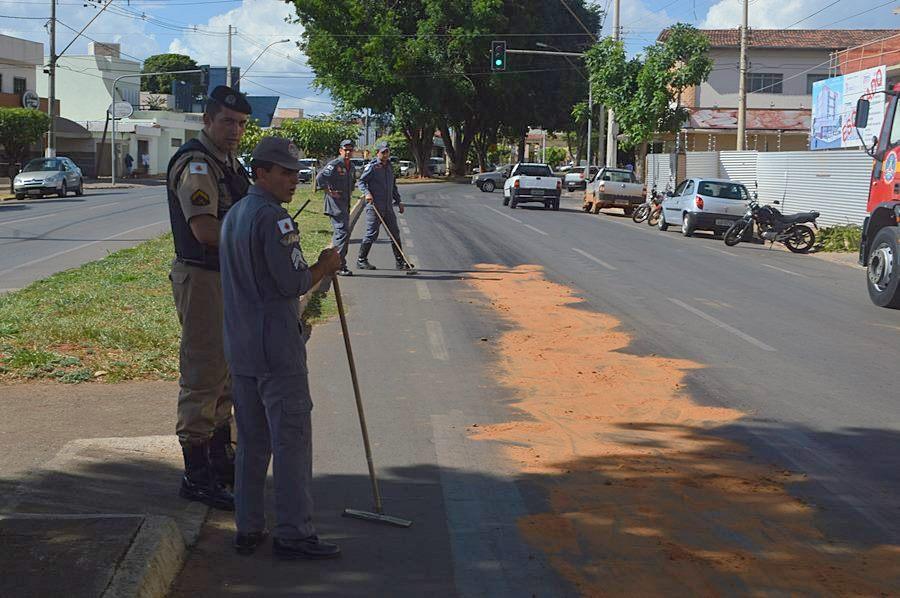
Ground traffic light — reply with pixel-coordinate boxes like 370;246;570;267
491;41;506;72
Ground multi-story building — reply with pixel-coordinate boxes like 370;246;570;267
656;28;895;152
0;33;46;110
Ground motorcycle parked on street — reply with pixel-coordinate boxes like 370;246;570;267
723;199;820;253
632;186;665;224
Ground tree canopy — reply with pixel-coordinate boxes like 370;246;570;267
0;108;51;192
141;53;199;94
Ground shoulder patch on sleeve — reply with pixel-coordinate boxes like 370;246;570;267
189;162;208;175
322;164;334;175
276;217;295;235
191;189;210;206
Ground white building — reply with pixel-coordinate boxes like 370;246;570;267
36;42;141;122
0;33;43;107
656;29;895;152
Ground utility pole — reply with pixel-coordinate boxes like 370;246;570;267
736;0;748;150
47;0;57;157
586;86;592;167
226;25;233;88
605;0;620;167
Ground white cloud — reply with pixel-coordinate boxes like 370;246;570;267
702;0;824;29
166;0;331;113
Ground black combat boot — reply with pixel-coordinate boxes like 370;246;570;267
356;241;376;270
209;424;235;488
180;442;235;511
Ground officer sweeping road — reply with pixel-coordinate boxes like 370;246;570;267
220;136;342;560
316;138;356;276
356;141;409;270
166;85;251;510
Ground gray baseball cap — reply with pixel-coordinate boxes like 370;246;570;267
340;138;355;148
251;137;302;171
376;140;390;153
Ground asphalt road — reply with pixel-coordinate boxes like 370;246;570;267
167;181;899;596
0;185;170;292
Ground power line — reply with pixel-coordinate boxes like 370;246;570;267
784;0;844;29
817;0;896;28
557;0;597;40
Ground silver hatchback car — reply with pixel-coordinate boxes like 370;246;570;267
658;177;750;237
14;157;85;199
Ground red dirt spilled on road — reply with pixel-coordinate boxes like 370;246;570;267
466;263;899;596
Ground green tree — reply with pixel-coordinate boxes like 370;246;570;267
0;108;50;193
279;118;358;159
544;146;567;168
586;23;711;178
141;53;198;94
374;132;409;159
237;118;282;160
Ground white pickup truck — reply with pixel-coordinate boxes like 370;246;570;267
502;163;562;210
582;167;645;215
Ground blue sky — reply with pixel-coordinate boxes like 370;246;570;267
1;0;897;115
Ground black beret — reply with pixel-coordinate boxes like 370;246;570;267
209;85;252;114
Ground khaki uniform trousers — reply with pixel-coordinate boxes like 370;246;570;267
170;260;232;445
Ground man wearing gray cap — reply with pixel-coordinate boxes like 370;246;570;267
166;84;252;510
220;136;342;559
315;138;356;276
357;141;407;270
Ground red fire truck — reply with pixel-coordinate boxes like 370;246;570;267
855;93;900;309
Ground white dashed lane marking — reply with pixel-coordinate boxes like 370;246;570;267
763;263;809;279
668;297;776;352
426;320;449;360
416;280;431;301
572;247;617;271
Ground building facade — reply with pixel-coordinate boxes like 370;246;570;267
656;29;896;152
0;33;43;109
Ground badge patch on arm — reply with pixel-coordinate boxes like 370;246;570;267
290;247;308;270
276;217;294;235
189;162;208;175
280;232;300;246
191;189;210;206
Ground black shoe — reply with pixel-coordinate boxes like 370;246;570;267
234;530;268;555
273;536;341;560
209;424;235;488
336;267;353;276
179;443;235;511
395;261;412;270
356;259;376;270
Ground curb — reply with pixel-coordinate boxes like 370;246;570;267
102;516;186;598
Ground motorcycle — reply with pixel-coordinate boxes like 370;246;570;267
723;199;819;253
632;186;665;224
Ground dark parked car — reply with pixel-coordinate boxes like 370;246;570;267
472;164;512;193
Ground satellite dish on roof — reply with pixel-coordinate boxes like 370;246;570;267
108;101;134;120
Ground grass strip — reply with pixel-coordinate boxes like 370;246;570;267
0;186;335;383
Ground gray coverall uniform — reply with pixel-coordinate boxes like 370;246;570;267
219;184;317;540
316;156;355;268
358;159;404;264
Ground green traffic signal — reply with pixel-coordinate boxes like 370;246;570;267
491;41;506;71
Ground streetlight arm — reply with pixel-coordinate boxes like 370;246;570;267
237;39;290;83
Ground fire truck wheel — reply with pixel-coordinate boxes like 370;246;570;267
867;227;900;309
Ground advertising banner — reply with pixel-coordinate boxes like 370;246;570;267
810;65;886;150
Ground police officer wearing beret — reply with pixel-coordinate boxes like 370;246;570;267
166;85;252;510
356;141;408;270
315;139;356;276
220;137;342;559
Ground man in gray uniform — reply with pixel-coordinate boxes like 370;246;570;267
315;138;356;276
356;141;408;270
220;137;342;559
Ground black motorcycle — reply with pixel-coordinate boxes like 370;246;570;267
723;199;819;253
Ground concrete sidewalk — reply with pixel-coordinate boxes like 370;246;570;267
0;381;202;598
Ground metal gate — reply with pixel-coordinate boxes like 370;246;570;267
684;151;719;181
718;151;758;188
644;153;676;198
756;150;872;227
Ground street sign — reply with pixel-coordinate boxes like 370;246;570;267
107;101;134;120
21;90;40;109
491;41;506;72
